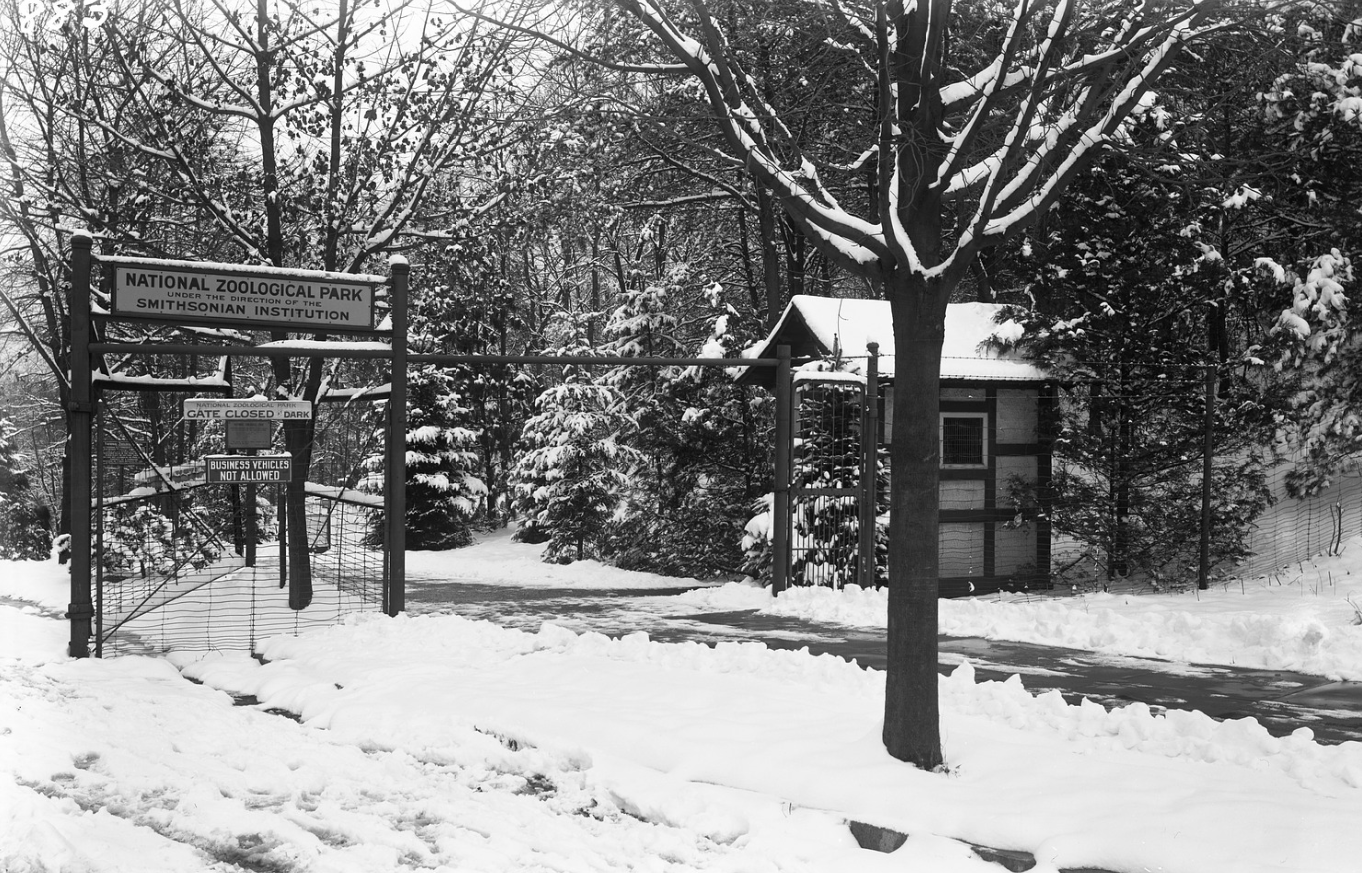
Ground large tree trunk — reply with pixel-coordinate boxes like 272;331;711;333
755;187;783;329
883;277;947;770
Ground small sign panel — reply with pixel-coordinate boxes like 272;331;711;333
225;420;274;451
184;399;312;421
99;429;141;466
109;260;379;332
204;454;293;484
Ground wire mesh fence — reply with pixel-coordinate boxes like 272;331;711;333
1232;463;1362;581
94;484;384;657
92;399;386;657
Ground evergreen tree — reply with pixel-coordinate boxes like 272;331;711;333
410;229;538;527
510;365;644;563
99;498;225;581
603;270;684;497
1252;11;1362;494
1001;151;1274;586
401;368;487;550
600;270;769;577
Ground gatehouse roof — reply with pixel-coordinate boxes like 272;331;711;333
737;295;1046;388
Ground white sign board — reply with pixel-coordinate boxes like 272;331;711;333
184;399;312;421
225;420;274;450
109;260;379;331
204;454;293;484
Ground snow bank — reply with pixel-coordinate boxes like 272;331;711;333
0;556;72;612
407;527;717;590
672;543;1362;680
0;605;68;664
0;609;1040;873
163;612;1362;873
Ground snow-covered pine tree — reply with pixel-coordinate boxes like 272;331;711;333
600;269;686;565
419;229;535;526
402;367;487;550
999;150;1274;587
99;497;224;581
510;362;643;563
656;285;775;578
599;267;766;576
1253;10;1362;495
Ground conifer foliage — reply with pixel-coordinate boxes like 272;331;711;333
402;368;488;550
598;270;767;577
1001;152;1274;586
510;366;644;562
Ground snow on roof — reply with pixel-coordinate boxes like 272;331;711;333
742;295;1045;383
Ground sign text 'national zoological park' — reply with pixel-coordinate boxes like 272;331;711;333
105;256;384;332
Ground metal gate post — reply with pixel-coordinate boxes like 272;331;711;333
244;449;257;568
384;257;409;616
859;343;879;589
68;232;94;658
94;388;104;657
772;345;792;595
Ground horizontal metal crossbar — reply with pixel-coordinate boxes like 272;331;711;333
87;342;777;368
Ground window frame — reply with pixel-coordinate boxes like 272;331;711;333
939;412;989;469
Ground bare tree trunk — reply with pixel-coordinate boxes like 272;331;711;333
883;277;947;770
755;187;783;328
781;217;806;298
255;0;319;609
736;194;761;315
588;230;601;347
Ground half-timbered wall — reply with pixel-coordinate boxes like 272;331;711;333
885;383;1054;595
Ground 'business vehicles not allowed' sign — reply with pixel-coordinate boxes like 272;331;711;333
204;454;293;484
106;257;383;332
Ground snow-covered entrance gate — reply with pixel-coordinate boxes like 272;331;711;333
65;236;410;658
65;234;788;656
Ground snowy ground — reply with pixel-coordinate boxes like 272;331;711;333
5;536;1362;872
675;538;1362;681
405;534;717;590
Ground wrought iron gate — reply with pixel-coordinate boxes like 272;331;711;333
780;345;883;590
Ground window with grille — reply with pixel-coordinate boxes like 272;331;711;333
941;415;986;467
